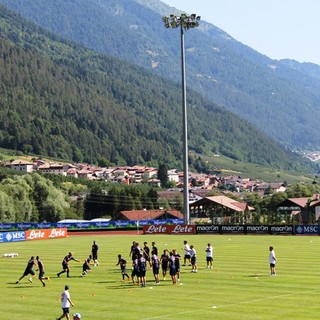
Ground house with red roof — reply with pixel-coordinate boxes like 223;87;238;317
190;195;255;224
275;195;320;224
113;209;183;221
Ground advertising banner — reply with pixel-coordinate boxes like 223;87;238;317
245;225;269;234
295;225;318;235
196;225;220;234
26;228;68;241
143;224;196;235
0;231;26;243
220;225;245;234
269;225;293;235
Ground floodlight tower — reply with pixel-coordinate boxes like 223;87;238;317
162;13;201;224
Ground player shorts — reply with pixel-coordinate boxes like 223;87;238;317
62;308;70;315
270;263;275;268
23;268;35;277
38;271;45;278
206;257;213;262
184;254;191;259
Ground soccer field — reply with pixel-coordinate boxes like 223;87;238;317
1;233;319;320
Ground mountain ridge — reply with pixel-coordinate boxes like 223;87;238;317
0;3;312;173
1;0;320;150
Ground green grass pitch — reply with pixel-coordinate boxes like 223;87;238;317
1;233;319;319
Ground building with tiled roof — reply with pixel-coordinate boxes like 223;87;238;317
190;195;254;224
113;209;183;221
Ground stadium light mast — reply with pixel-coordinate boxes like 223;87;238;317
162;13;201;224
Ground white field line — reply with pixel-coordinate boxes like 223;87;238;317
142;289;318;320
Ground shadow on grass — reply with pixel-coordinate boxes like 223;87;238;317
8;284;35;288
247;274;269;277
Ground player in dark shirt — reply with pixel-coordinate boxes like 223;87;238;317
172;249;181;281
160;249;170;281
81;255;92;277
36;256;50;287
131;254;140;285
151;241;158;256
129;241;136;261
138;255;147;287
16;256;37;284
116;254;130;282
168;252;177;285
143;242;151;267
57;252;80;278
91;241;99;266
151;254;160;285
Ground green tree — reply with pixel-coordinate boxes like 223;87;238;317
158;163;168;188
0;189;15;222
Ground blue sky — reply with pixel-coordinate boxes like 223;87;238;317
162;0;320;65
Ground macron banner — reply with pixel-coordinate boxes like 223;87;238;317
26;228;68;241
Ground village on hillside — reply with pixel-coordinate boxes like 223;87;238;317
3;158;320;226
5;159;287;197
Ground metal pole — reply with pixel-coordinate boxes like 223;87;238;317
180;26;189;225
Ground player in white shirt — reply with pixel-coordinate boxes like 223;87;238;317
56;285;74;320
182;240;191;266
269;246;277;276
205;243;213;269
189;245;198;272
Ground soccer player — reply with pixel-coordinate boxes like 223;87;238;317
151;253;160;285
269;246;277;276
151;241;158;256
36;256;50;286
205;243;213;269
81;255;92;277
91;240;99;266
138;254;147;287
57;252;80;278
16;256;37;284
143;242;151;267
182;240;191;266
131;254;140;285
56;285;74;320
172;249;181;281
129;241;136;260
168;251;177;285
116;254;130;282
160;249;170;280
189;245;198;272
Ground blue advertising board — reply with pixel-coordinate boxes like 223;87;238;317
295;225;318;235
0;231;26;243
0;219;184;231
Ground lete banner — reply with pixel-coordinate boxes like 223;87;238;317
143;224;196;235
26;228;68;241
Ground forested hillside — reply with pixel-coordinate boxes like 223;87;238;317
3;0;320;151
0;4;314;172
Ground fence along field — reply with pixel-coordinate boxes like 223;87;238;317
1;233;320;319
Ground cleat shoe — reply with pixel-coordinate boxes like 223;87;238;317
15;281;19;284
57;273;60;278
28;278;32;283
47;276;51;281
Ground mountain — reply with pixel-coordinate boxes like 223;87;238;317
279;59;320;82
0;4;309;172
1;0;320;152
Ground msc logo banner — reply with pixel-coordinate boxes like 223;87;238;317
0;231;26;243
295;225;318;235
